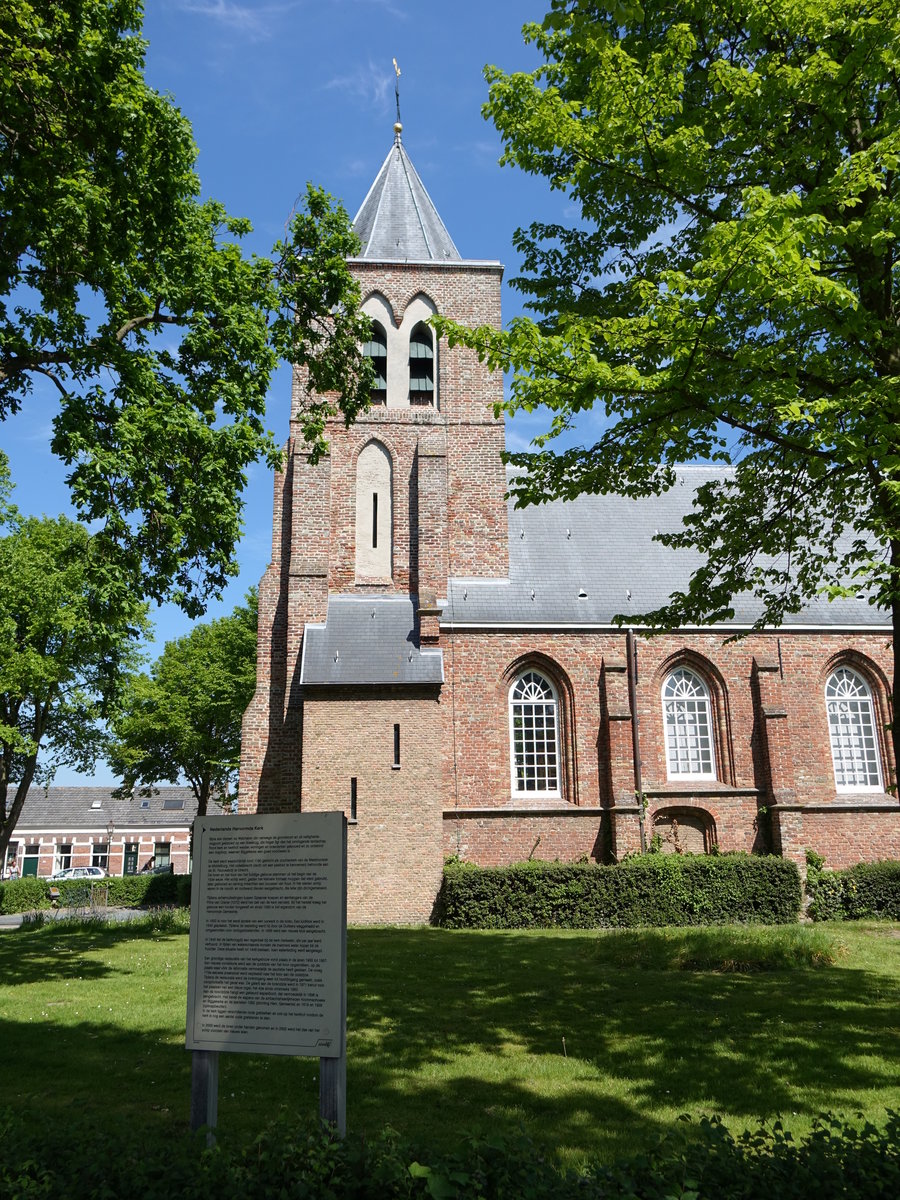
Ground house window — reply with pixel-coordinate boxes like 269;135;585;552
826;666;883;790
55;844;72;872
92;843;109;870
662;667;716;779
509;670;560;795
363;320;387;404
154;842;171;870
408;322;434;405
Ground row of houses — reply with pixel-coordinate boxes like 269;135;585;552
3;787;199;878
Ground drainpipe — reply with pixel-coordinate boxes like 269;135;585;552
627;627;647;853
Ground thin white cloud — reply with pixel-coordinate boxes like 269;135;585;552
179;0;299;42
357;0;407;19
504;419;540;455
325;59;393;113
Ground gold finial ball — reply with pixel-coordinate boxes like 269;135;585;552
394;121;403;136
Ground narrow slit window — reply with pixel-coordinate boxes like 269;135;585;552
350;777;357;821
355;441;392;580
393;723;401;768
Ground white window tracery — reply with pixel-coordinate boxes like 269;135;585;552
509;670;560;795
826;667;883;790
662;667;716;779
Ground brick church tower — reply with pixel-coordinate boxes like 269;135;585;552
239;123;508;920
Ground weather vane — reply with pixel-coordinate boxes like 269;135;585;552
393;58;402;129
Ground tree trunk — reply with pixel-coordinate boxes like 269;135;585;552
196;776;211;819
0;754;38;871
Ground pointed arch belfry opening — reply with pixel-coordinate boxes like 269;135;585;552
355;440;393;581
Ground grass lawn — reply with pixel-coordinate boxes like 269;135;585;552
1;916;898;1166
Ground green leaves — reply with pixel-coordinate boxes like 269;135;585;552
437;1;900;631
0;503;147;861
1;3;372;616
109;591;258;816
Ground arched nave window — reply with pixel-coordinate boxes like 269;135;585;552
825;666;883;791
509;670;560;796
662;667;716;780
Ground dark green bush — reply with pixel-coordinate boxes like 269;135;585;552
106;872;180;907
0;872;189;913
0;1107;896;1200
0;876;48;914
843;860;900;920
807;872;846;921
809;859;900;921
435;853;801;929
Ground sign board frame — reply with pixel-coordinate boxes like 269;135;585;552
186;811;347;1134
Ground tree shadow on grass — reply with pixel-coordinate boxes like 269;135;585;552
338;927;900;1157
2;923;898;1164
0;918;187;986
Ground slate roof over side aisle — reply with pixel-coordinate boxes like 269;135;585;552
441;467;886;629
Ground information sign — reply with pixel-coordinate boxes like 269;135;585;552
186;812;346;1058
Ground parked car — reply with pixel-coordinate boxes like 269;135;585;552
49;865;107;881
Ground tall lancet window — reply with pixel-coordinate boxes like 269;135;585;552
363;321;387;405
409;322;435;405
355;441;392;580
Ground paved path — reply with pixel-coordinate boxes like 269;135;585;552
0;907;154;930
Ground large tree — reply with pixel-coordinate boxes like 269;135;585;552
0;498;147;867
108;592;258;817
1;0;372;617
436;0;900;772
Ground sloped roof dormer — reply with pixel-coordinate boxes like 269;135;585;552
353;124;461;262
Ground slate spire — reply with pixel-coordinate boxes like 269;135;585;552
353;123;461;262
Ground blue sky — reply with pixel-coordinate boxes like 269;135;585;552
6;0;576;783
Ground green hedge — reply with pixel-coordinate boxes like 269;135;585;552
0;1108;896;1200
808;859;900;921
435;853;801;929
0;872;189;914
0;875;46;915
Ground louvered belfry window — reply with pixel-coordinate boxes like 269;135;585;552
826;667;883;790
408;322;434;404
363;321;387;404
662;668;716;779
510;670;560;795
